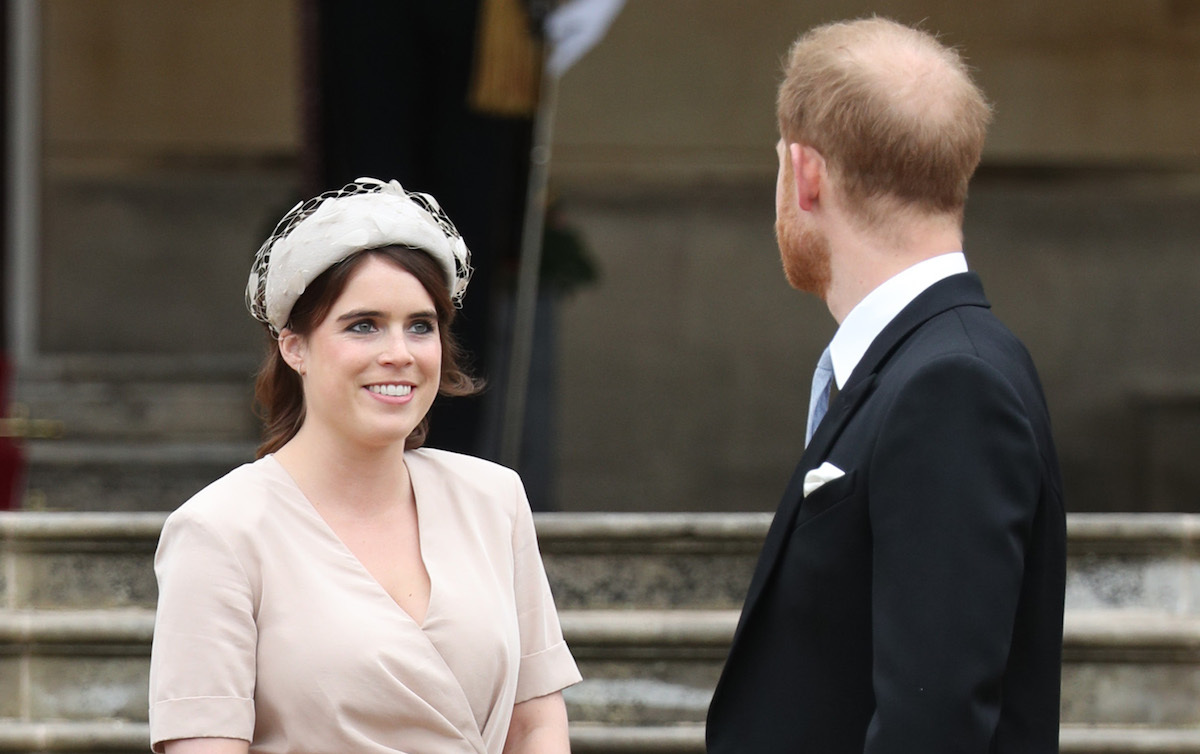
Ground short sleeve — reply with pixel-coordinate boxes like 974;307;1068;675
149;509;257;751
510;480;581;703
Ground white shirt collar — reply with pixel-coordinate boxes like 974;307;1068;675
828;252;968;388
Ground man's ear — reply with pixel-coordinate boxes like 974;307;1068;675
278;329;307;376
790;143;824;212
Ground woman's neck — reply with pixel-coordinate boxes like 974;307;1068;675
273;425;412;517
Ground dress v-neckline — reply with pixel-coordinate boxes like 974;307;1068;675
264;453;437;629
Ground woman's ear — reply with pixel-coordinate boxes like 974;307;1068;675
278;329;307;376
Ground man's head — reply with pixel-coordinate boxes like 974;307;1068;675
776;17;992;229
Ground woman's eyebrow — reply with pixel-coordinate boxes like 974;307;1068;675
335;308;384;322
334;308;438;322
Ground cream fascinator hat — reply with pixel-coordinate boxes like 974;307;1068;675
246;178;473;333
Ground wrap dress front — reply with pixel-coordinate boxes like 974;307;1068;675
148;448;580;754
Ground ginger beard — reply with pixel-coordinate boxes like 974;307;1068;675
775;153;832;297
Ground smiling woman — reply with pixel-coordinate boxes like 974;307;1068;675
257;245;477;455
147;179;580;754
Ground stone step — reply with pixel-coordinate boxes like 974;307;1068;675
569;724;1200;753
0;720;148;753
2;607;1197;728
0;610;152;725
23;443;258;513
13;370;260;512
564;609;1200;727
536;513;768;610
1;513;1197;742
1066;515;1200;615
5;512;1198;612
0;513;165;609
0;512;773;609
1060;611;1200;728
13;373;259;444
0;721;1198;754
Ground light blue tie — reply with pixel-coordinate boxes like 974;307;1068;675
805;346;834;446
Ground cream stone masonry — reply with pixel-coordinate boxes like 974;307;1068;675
41;2;1200;171
2;512;1199;753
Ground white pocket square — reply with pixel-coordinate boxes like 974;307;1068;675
803;462;846;497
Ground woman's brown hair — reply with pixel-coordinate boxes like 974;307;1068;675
253;246;482;457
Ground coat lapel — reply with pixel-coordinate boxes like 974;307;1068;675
732;373;876;636
732;273;990;638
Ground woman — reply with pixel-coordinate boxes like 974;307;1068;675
148;178;580;754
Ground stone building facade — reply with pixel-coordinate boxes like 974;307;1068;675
8;0;1200;513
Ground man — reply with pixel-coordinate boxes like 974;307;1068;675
706;18;1065;754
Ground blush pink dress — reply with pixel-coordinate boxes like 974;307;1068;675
149;449;580;754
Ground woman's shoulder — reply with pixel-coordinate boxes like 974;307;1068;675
165;456;288;535
407;447;521;485
406;448;527;517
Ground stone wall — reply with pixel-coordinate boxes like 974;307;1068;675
42;1;1200;168
550;169;1200;513
22;1;1200;513
551;0;1200;174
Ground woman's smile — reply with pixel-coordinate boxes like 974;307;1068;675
366;383;416;401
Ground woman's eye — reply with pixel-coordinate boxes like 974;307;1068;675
409;320;436;336
348;321;377;334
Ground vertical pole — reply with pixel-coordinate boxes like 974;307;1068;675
499;68;557;469
5;0;40;367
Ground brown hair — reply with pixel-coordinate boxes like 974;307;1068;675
253;246;482;457
777;17;992;227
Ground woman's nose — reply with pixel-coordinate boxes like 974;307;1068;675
378;331;415;365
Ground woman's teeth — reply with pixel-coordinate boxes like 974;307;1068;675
368;384;412;397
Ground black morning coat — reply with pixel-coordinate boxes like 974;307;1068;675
706;273;1066;754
